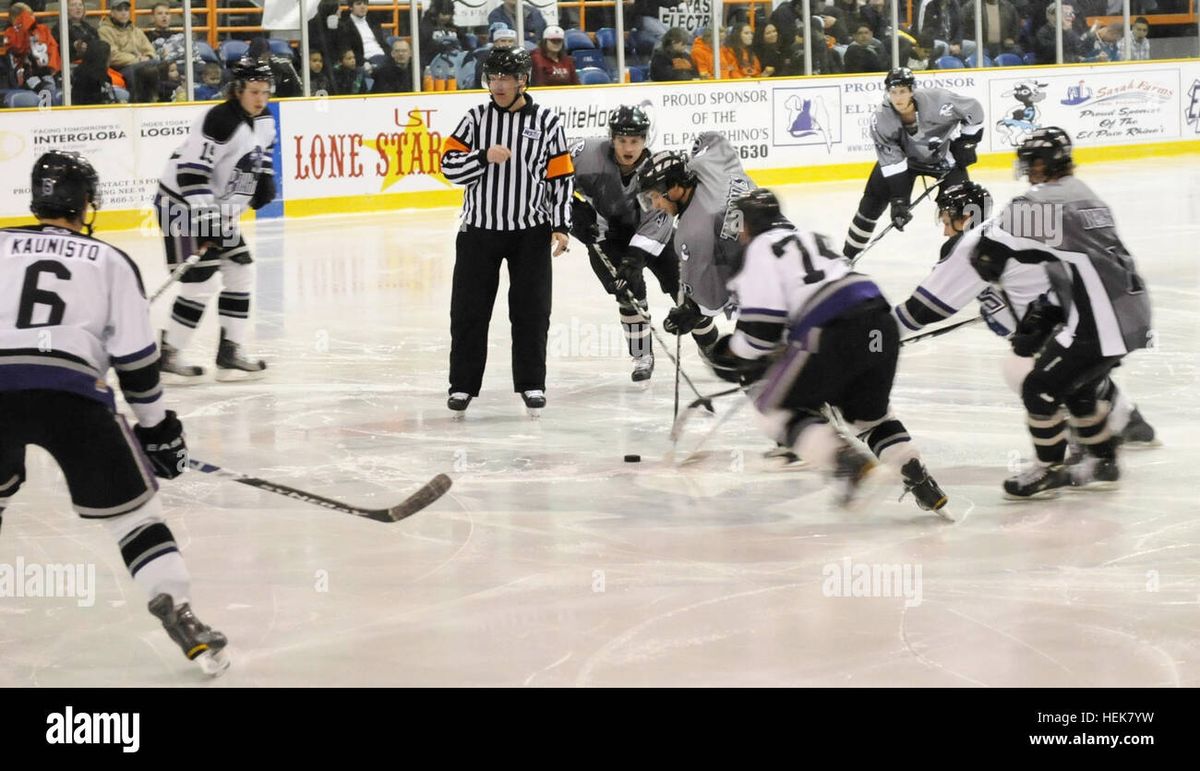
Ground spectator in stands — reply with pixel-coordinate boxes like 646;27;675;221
1088;21;1125;62
631;1;683;44
333;48;367;94
691;28;714;78
720;23;761;79
4;1;61;88
650;26;697;81
146;1;193;65
421;0;469;67
488;0;545;44
338;0;388;70
813;1;851;44
308;0;341;75
307;50;334;95
146;2;173;45
920;0;967;61
371;38;414;94
531;25;577;86
855;0;890;41
904;31;937;71
157;58;186;101
194;60;223;100
99;0;160;102
471;24;516;88
781;16;837;75
1129;16;1151;60
841;22;884;72
754;22;785;77
72;37;118;104
53;0;100;65
1034;3;1092;63
962;0;1023;59
248;37;302;97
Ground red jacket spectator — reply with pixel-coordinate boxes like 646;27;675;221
531;26;577;86
5;2;62;75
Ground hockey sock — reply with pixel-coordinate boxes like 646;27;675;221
620;303;652;357
843;210;878;259
218;262;254;345
1068;400;1116;459
856;417;920;468
166;275;219;351
794;420;842;469
692;316;718;349
1027;408;1069;464
104;497;191;604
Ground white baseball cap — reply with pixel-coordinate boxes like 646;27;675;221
543;26;565;41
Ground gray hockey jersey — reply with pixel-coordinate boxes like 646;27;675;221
870;87;984;178
977;176;1152;356
675;132;756;312
570;137;673;257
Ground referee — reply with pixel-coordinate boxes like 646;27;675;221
441;47;574;417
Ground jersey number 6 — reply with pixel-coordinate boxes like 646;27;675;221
16;260;71;329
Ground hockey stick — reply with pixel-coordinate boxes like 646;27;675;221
669;385;745;442
150;253;201;304
851;170;954;267
900;316;984;346
187;458;452;523
673;397;748;465
589;243;712;410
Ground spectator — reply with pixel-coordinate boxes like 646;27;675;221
98;0;159;102
650;26;696;81
333;48;367;94
962;0;1023;59
720;23;761;79
248;36;301;97
488;0;545;44
920;0;967;60
307;50;334;95
471;24;517;88
338;0;388;70
531;25;577;86
194;60;223;100
692;29;716;78
841;22;884;72
1034;3;1091;63
421;0;468;67
145;1;192;65
72;37;117;104
307;0;341;74
1090;22;1125;62
780;17;836;75
371;39;414;94
4;1;61;89
753;22;785;77
145;2;173;46
904;31;937;70
53;0;101;66
1128;16;1151;60
630;0;683;44
854;0;890;41
157;58;186;101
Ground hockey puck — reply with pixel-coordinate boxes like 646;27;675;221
624;454;641;463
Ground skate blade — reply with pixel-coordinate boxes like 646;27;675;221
196;647;230;677
525;408;543;418
1003;488;1065;502
450;411;467;421
215;368;266;383
1121;438;1162;449
1068;480;1120;492
160;372;207;386
932;501;956;522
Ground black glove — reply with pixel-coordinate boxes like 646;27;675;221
704;335;770;385
663;296;703;335
613;251;646;294
1011;294;1065;357
570;198;599;245
250;173;276;210
890;198;912;231
133;411;188;480
950;134;979;168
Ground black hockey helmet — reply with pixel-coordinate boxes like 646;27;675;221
482;46;532;82
936;181;992;226
231;57;275;87
609;105;650;139
30;150;100;222
636;150;694;210
884;67;916;91
1016;126;1074;179
733;188;791;239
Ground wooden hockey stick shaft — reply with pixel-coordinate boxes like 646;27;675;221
900;316;984;346
150;253;201;304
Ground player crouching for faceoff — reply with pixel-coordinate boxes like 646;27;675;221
968;127;1154;499
0;152;229;676
702;189;950;517
155;58;277;384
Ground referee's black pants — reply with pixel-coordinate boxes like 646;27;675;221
450;222;552;396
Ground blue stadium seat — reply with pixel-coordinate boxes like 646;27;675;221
572;49;605;71
267;38;293;58
935;55;965;69
218;39;249;65
565;28;594;52
1022;51;1038;65
596;27;616;53
965;52;993;67
578;67;611;85
195;40;219;63
627;65;648;82
994;53;1022;67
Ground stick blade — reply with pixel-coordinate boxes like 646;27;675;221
376;473;453;522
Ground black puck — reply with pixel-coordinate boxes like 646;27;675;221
624;454;641;463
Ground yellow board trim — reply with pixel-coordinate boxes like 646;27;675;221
4;139;1196;230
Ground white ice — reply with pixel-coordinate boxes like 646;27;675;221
2;157;1198;686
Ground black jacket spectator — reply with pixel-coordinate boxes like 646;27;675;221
962;0;1023;57
72;38;115;105
920;0;965;47
842;41;884;73
337;5;389;67
307;0;341;73
420;0;469;67
650;28;697;81
52;4;101;64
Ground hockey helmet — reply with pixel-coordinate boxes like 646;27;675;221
935;181;992;226
1016;126;1074;180
609;105;651;139
30;150;100;221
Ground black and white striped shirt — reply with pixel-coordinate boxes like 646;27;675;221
442;96;574;231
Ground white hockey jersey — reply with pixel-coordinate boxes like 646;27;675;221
728;226;883;360
0;225;165;426
157;99;276;218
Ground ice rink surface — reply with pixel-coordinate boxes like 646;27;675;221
3;157;1198;686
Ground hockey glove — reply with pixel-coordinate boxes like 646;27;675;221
613;251;647;295
250;173;277;210
1011;294;1065;357
704;335;770;385
950;134;979;168
134;410;188;480
663;296;703;335
889;198;913;232
570;198;600;245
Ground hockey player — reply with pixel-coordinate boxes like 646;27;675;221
892;180;1156;449
0;151;229;675
570;105;703;382
705;188;950;516
155;58;277;383
969;127;1153;498
842;67;984;261
636;132;753;351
